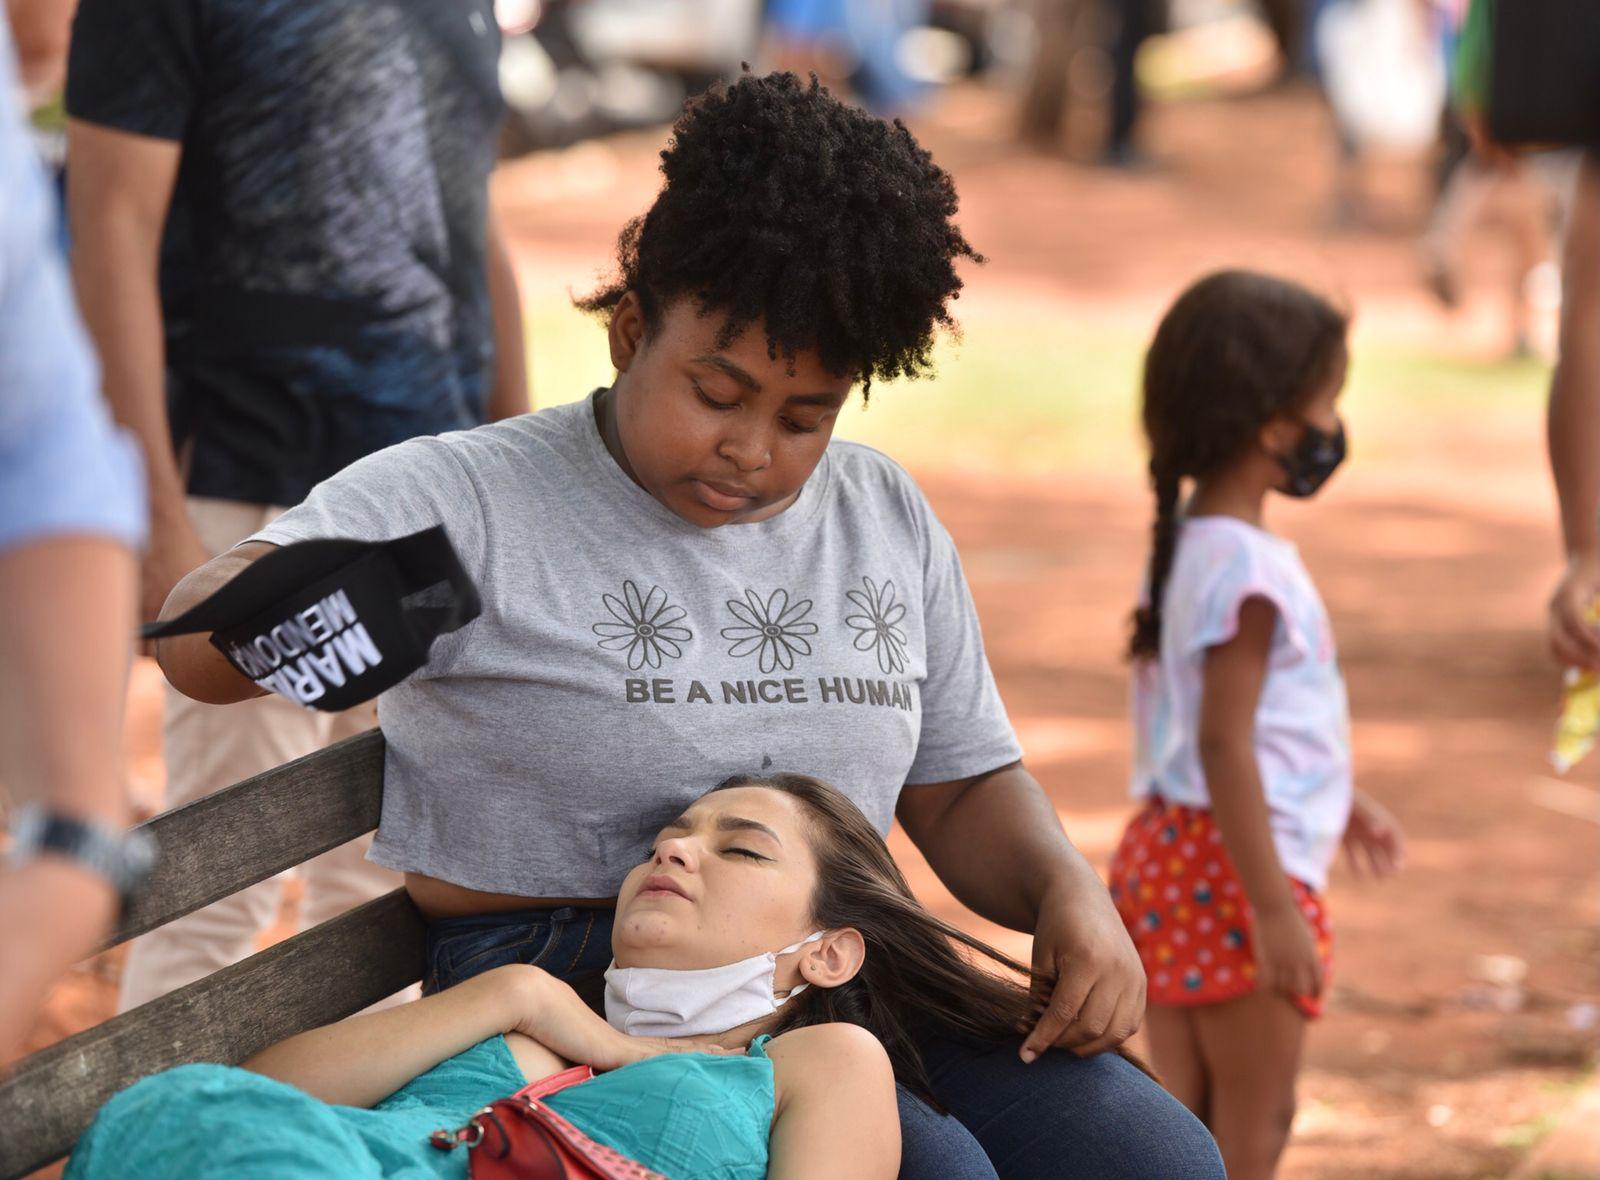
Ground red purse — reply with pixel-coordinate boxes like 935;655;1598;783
429;1064;668;1180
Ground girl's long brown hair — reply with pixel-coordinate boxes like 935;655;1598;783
712;773;1149;1107
1130;270;1348;660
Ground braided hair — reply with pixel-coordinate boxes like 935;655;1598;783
1129;271;1349;660
577;70;981;397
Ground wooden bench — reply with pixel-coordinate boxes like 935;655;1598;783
0;729;422;1180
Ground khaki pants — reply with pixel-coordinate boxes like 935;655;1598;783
117;498;410;1012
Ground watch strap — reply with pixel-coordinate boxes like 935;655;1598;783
6;806;159;912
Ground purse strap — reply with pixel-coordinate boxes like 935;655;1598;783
427;1064;590;1155
430;1101;569;1180
506;1098;669;1180
429;1073;666;1180
515;1064;595;1100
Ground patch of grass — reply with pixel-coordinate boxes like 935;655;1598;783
526;300;615;411
835;322;1147;475
1535;1072;1595;1099
520;299;1552;475
1348;346;1550;408
1494;1110;1562;1150
521;299;1148;472
840;320;1552;475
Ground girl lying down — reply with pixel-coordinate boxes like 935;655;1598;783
68;774;1146;1179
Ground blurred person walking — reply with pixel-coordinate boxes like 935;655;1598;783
63;0;530;1012
1315;0;1448;226
1017;0;1090;148
1113;272;1404;1179
0;0;151;1063
1017;0;1159;165
763;0;931;113
1420;0;1575;355
1438;0;1600;667
1103;0;1160;167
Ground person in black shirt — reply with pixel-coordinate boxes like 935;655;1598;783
64;0;529;1010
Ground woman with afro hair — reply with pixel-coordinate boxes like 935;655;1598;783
155;72;1223;1178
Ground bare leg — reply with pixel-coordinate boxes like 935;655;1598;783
1505;165;1557;355
1422;157;1497;308
1143;1003;1208;1121
1190;990;1308;1180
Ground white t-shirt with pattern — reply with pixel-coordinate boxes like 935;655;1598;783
1131;516;1352;890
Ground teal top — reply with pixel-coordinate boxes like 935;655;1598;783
66;1035;776;1180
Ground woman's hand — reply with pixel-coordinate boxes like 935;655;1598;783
1021;872;1146;1061
892;764;1146;1063
1252;902;1323;1003
504;967;737;1072
1548;553;1600;671
1342;791;1405;879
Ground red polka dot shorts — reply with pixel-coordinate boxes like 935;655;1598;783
1109;799;1332;1019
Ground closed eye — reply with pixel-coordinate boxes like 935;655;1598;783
694;383;737;411
643;845;768;862
781;418;820;434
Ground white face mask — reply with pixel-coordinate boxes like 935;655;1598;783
604;931;826;1038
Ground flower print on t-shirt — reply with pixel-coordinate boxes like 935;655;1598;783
720;588;818;673
249;401;1025;897
592;581;693;670
845;576;908;674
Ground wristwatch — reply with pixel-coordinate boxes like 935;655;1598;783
6;806;159;916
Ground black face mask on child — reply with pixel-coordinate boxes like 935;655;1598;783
1274;418;1347;498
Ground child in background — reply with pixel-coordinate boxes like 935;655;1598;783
1110;271;1406;1180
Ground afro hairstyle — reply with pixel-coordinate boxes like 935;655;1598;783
577;70;981;396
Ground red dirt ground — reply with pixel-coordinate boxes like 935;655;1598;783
19;81;1597;1179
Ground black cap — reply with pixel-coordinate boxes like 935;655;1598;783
144;526;481;711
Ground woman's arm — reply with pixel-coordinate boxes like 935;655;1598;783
244;964;730;1108
66;117;208;633
0;539;134;1060
766;1024;899;1180
152;541;276;703
1548;152;1600;670
1199;596;1322;1002
894;762;1080;934
485;209;531;421
242;965;535;1107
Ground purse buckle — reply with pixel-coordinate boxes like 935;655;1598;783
429;1110;489;1151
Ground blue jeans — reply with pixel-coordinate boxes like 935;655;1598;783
425;907;1223;1179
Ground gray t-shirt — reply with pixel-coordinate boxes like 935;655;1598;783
253;394;1022;896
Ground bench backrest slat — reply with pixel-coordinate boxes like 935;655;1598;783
110;728;386;947
0;727;419;1179
0;889;426;1179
